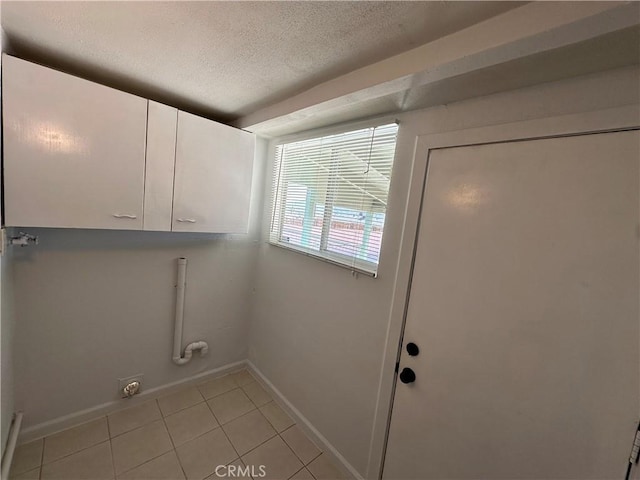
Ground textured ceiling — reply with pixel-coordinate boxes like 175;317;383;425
251;26;640;137
1;1;523;122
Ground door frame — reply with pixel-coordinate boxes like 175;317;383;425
366;105;640;480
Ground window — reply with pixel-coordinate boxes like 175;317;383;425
269;122;399;276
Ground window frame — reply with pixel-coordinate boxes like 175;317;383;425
266;117;399;277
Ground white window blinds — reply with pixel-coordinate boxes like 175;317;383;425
269;123;399;276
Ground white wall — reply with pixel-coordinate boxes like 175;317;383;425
0;243;15;457
248;65;640;477
11;138;267;431
0;13;17;457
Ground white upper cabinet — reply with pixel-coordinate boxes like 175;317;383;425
2;56;256;233
173;111;255;233
144;101;177;231
2;55;148;230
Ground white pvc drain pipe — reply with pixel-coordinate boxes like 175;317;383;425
173;257;208;365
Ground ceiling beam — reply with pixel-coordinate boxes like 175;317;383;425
237;1;639;136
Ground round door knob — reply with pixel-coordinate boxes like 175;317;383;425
406;342;419;356
399;367;416;384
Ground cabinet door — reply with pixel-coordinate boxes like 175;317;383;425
144;101;177;231
2;55;147;229
173;111;255;233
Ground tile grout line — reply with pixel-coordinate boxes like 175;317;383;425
39;417;110;468
307;465;320;480
116;449;176;479
208;387;255;427
236;428;279;461
203;393;245;469
279;424;323;466
118;384;248;480
258;408;313;472
158;386;255;480
287;467;304;480
162;377;248;419
226;369;288;471
39;438;114;479
262;391;325;479
280;431;322;467
198;373;241;400
204;385;278;480
167;420;221;449
106;414;117;480
214;373;324;477
157;398;188;480
223;414;301;476
280;435;306;480
220;407;277;458
109;409;164;441
158;392;207;418
108;441;117;480
287;465;306;480
38;436;45;480
114;401;176;478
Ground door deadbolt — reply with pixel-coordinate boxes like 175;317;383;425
406;342;419;356
399;367;416;384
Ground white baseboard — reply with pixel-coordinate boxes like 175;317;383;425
247;361;363;480
19;360;247;444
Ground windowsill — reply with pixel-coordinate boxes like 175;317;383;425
267;240;378;278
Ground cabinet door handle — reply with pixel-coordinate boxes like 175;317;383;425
112;213;137;219
176;218;197;223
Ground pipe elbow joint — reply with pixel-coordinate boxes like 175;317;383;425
196;341;209;357
173;341;208;365
172;355;190;365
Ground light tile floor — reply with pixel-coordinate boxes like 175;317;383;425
10;370;349;480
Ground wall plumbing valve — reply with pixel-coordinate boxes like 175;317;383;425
122;380;141;398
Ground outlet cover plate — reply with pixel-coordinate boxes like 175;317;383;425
118;374;144;398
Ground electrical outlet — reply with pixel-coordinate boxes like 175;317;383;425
118;374;144;398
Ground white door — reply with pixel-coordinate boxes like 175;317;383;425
2;55;147;229
384;130;640;480
173;111;255;233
